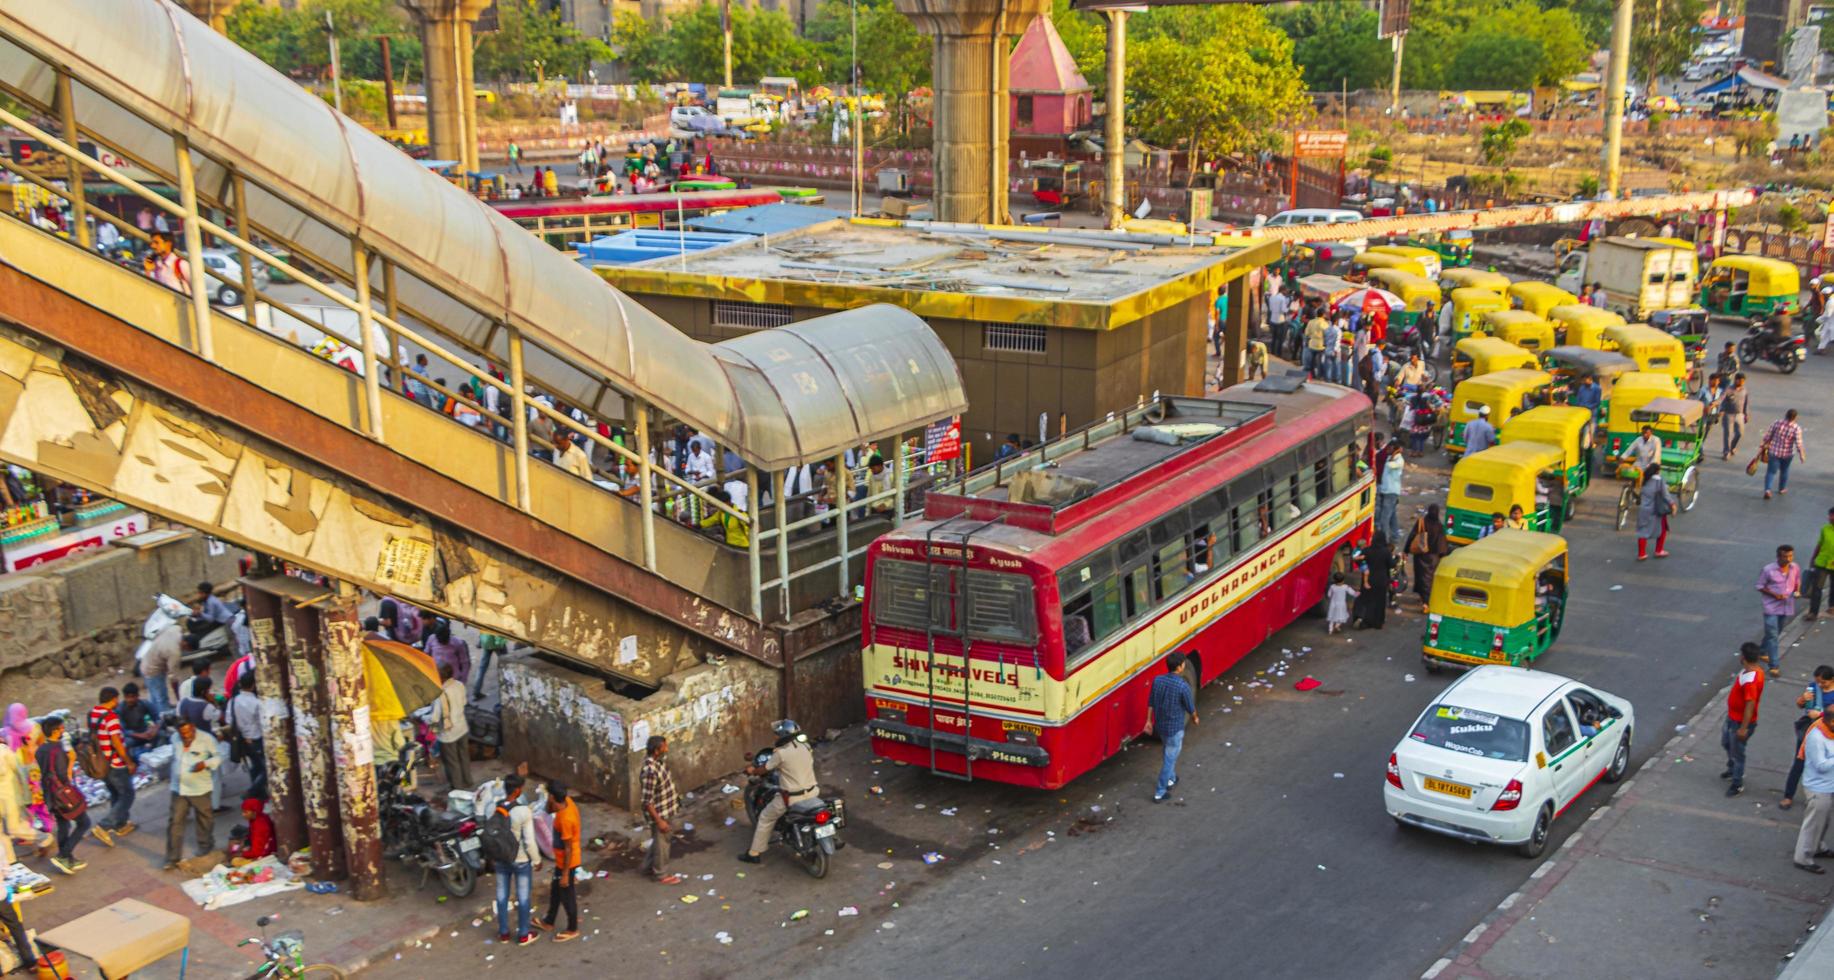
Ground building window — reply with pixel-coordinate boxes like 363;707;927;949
1016;95;1034;128
982;322;1047;354
712;300;795;330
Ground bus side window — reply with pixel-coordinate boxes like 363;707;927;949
1329;446;1352;494
1271;473;1301;530
1190;523;1214;573
1305;460;1326;510
1154;539;1189;600
1123;565;1152;619
1231;496;1263;553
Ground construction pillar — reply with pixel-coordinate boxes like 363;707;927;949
322;594;385;901
405;1;490;172
895;0;1050;224
281;598;346;881
242;584;306;856
1602;0;1633;199
1102;9;1127;230
1389;33;1405;116
1221;275;1250;388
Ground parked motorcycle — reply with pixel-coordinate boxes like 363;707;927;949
742;746;846;879
1737;323;1806;374
377;752;482;897
134;593;233;669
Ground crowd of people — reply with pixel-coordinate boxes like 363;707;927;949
485;137;731;200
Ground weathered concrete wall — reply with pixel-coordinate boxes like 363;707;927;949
0;530;242;681
501;654;779;808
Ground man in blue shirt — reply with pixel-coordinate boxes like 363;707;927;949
1149;652;1198;802
1571;377;1602;415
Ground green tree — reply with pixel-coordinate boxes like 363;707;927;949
805;0;929;92
226;0;423;84
1050;0;1109;98
654;2;818;86
1479;116;1532;165
1126;6;1310;171
1634;0;1708;89
1271;1;1392;92
1447;34;1545;90
473;0;612;83
609;10;678;83
1493;3;1591;85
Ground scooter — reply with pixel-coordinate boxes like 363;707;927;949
743;746;846;879
135;594;238;670
1737;324;1806;374
377;750;483;898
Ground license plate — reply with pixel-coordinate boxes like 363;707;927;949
1424;777;1474;799
814;824;836;839
459;837;480;852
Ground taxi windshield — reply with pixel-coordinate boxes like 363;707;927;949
1410;704;1530;761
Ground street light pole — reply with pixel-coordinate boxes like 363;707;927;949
325;12;342;114
1602;0;1633;198
851;0;861;217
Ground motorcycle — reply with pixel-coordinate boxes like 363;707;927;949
134;593;233;669
743;747;846;879
1737;324;1806;374
377;751;482;897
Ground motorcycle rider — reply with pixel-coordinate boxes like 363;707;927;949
1758;310;1796;354
738;719;819;865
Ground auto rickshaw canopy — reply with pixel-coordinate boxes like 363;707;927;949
1547;304;1627;348
1441;268;1511;293
1455;336;1539;378
1507;281;1580;318
1352;251;1430;278
1601;323;1688;382
1367;245;1443;278
1540;345;1637;380
1368;268;1443;311
1449;368;1553;427
1706;254;1800;300
1431;530;1569;628
1607;372;1696;433
1500;405;1594;472
1480;309;1557;351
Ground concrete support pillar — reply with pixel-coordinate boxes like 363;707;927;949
895;0;1049;224
1221;276;1250;389
322;595;385;901
282;598;346;880
406;1;489;172
242;585;306;856
1602;0;1633;199
1102;9;1126;230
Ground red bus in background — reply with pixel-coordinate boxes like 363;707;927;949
862;379;1375;788
490;188;792;247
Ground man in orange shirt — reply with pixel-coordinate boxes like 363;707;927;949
535;780;582;942
1723;643;1767;798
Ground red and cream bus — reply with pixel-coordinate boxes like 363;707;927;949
490;187;806;247
862;379;1374;788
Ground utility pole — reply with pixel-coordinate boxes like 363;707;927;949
1390;32;1405;116
721;0;734;89
1103;9;1127;230
1602;0;1633;198
376;35;398;129
851;0;862;217
325;11;342;114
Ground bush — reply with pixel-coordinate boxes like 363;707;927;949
1575;173;1599;198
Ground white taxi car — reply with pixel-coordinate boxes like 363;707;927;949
1384;666;1633;857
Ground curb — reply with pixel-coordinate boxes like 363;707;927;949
336;920;445;976
1419;614;1820;979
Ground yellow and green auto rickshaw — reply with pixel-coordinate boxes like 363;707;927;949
1446;368;1553;455
1367;244;1444;281
1479;309;1558;353
1500;404;1596;507
1605;381;1706;524
1423;529;1569;671
1540;345;1637;427
1507;281;1580;319
1546;304;1627;349
1699;254;1801;319
1368;268;1443;329
1351;250;1430;281
1452;336;1539;386
1410;229;1475;267
1601;323;1691;392
1446;441;1570;543
1440;267;1511;294
1448;287;1510;344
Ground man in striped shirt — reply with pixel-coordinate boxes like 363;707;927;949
639;736;683;885
1762;408;1807;499
87;688;136;837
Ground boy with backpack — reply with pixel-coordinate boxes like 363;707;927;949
483;773;540;946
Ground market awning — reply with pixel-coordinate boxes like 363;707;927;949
1695;65;1791;96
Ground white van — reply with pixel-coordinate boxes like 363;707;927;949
1256;208;1368;249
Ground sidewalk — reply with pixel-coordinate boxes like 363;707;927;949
1425;616;1834;980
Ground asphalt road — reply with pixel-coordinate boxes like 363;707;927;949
799;344;1832;980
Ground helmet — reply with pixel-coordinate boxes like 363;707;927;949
771;719;803;740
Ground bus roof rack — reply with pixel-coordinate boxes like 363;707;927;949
1255;373;1309;394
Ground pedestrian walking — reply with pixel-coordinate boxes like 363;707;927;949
1718;341;1742;380
535;780;581;943
1782;666;1834;811
1759;544;1802;677
86;688;136;840
162;720;219;870
1149;652;1197;802
1405;504;1450;611
1809;508;1834;621
431;663;472;789
639;736;683;885
35;717;97;876
507;141;523;174
1265;285;1292;358
1720;373;1750;460
1325;573;1357;634
1353;532;1394;629
1302;311;1328;376
1791;709;1834;873
1723;643;1767;798
1636;464;1674;561
488;773;540;946
1759;409;1806;499
1376;437;1404;543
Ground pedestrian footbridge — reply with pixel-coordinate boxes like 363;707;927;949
0;0;964;684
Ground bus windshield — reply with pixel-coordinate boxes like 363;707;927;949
871;558;1037;645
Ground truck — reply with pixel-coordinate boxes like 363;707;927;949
1554;236;1699;320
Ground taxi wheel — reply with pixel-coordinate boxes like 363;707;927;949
1518;803;1554;858
1603;733;1631;784
1679;467;1700;512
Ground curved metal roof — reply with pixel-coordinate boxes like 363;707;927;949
0;0;963;469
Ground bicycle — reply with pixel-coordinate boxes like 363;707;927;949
1613;461;1642;532
241;915;345;979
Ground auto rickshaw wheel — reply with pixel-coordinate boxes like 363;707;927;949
1679;466;1700;512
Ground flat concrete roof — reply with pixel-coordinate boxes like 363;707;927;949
598;218;1281;330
